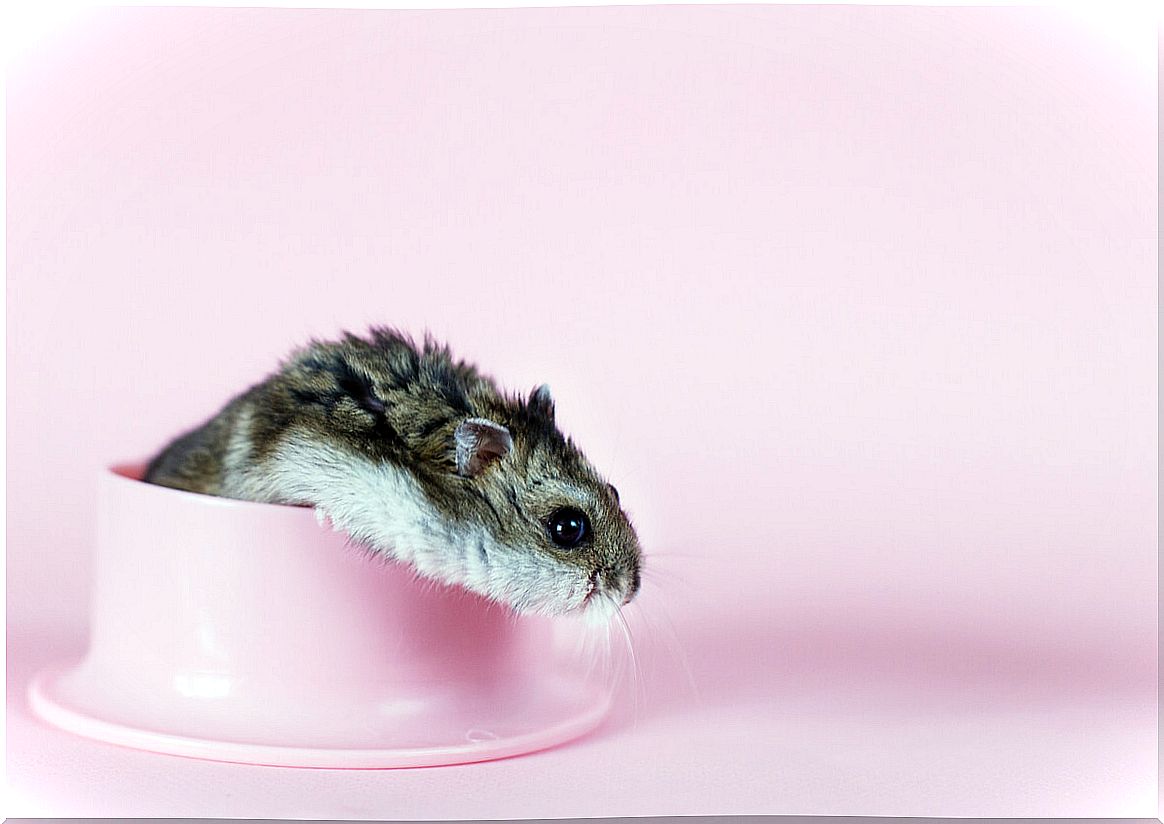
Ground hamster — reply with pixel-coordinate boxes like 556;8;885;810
143;327;642;619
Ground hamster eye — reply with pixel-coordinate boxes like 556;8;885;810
547;507;590;549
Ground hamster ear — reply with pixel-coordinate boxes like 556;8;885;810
529;384;555;421
454;418;513;477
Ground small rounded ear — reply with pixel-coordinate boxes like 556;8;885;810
529;384;555;421
454;418;513;477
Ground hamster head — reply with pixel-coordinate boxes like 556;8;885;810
450;384;643;619
255;331;642;620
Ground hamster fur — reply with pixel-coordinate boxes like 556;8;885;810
144;327;642;619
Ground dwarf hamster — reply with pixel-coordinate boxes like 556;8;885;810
143;327;642;619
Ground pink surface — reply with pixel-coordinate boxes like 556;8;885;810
5;4;1158;817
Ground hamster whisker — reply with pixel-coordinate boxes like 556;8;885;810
573;617;614;686
640;548;704;561
640;565;696;594
602;618;617;687
611;601;643;729
630;598;700;703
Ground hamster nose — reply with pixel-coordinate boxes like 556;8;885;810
600;568;640;606
613;563;641;606
596;566;639;606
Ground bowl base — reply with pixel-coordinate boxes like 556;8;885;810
29;664;612;768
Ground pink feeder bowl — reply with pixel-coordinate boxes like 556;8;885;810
29;466;616;768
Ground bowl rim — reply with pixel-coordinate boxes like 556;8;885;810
109;461;312;517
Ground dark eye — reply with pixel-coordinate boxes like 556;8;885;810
547;507;590;549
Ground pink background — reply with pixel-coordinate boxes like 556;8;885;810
6;4;1158;817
